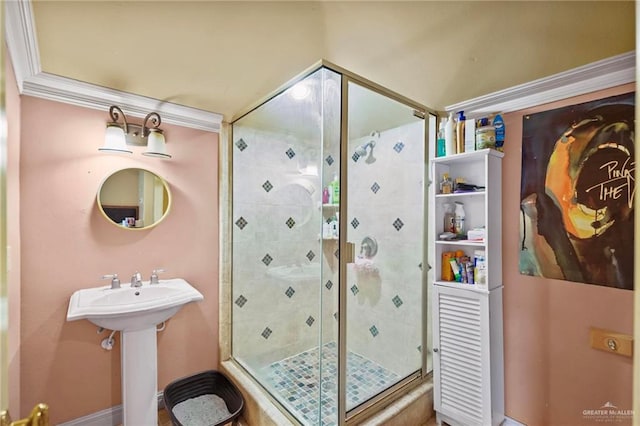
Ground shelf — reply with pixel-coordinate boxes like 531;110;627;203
434;280;489;294
432;148;504;164
435;191;485;198
322;204;339;208
436;239;485;247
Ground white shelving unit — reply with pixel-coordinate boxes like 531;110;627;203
430;149;505;426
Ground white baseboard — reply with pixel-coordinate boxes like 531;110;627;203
504;416;526;426
58;392;164;426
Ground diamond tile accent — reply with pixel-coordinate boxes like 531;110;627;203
334;248;339;259
325;155;334;166
261;327;272;339
286;217;296;229
392;295;403;308
306;316;315;327
262;180;273;192
306;250;316;261
418;262;423;270
262;254;273;266
351;284;359;296
352;152;360;162
235;295;247;308
285;286;295;298
393;141;405;153
392;218;404;231
325;280;334;290
235;138;248;151
235;217;248;230
285;148;296;159
417;345;423;352
351;218;360;229
371;182;380;194
333;312;338;321
369;325;379;337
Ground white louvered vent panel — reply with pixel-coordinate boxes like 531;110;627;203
438;291;484;424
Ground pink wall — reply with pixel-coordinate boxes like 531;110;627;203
502;83;635;425
17;96;219;423
6;51;22;418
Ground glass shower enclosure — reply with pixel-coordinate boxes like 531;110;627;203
231;63;434;425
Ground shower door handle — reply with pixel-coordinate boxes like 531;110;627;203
345;242;356;263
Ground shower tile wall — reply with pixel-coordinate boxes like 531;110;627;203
232;121;424;381
347;120;424;378
232;127;326;367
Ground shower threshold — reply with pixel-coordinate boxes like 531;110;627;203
261;342;400;426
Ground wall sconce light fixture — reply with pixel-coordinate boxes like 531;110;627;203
99;105;171;159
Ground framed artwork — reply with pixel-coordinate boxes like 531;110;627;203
519;92;634;290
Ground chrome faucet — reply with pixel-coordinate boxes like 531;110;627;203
101;274;121;289
131;272;143;287
149;269;165;285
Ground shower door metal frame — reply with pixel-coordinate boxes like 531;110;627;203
225;60;437;426
330;61;435;426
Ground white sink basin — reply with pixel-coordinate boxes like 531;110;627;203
66;278;203;331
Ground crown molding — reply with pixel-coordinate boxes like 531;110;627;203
5;0;40;91
446;51;636;116
4;0;222;132
22;72;222;132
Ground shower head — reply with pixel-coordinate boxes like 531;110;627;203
355;143;368;157
355;131;380;163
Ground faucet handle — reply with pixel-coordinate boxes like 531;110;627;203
131;272;142;287
101;274;121;289
150;269;166;285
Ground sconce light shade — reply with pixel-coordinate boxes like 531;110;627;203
100;106;170;158
142;129;171;159
100;123;132;154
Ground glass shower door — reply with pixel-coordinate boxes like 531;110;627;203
344;80;427;413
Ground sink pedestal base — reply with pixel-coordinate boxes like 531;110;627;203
121;327;158;426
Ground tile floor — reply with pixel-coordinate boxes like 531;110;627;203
262;342;400;426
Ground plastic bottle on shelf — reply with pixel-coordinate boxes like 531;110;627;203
454;201;466;237
456;111;466;154
443;202;455;233
437;120;446;157
322;187;330;204
444;112;455;156
493;114;505;151
331;173;340;205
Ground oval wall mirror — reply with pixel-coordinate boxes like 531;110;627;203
97;168;171;230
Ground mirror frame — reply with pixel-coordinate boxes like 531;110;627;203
96;168;172;231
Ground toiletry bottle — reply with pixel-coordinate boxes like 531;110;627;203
444;112;455;156
443;202;455;233
442;252;455;281
437;120;446;157
322;187;330;204
454;201;466;237
456;111;466;154
493;114;505;152
439;173;453;194
475;117;496;149
331;173;340;205
464;117;476;152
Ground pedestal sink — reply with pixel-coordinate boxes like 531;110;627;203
66;278;204;426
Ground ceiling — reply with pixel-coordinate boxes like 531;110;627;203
25;1;636;123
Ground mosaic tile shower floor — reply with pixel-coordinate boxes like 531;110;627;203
262;342;400;426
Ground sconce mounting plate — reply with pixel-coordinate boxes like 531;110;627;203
123;124;147;146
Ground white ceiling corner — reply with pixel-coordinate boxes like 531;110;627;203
4;0;222;132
